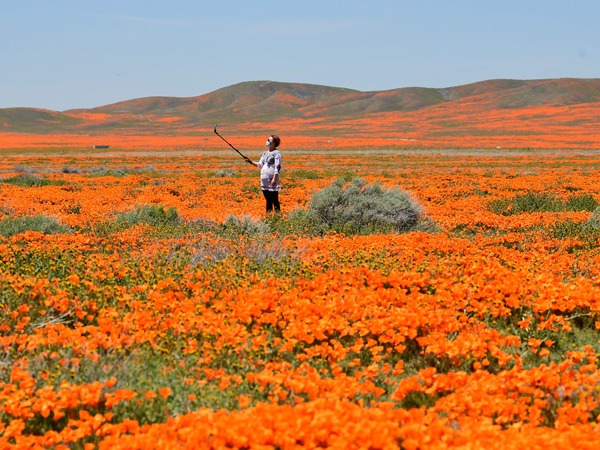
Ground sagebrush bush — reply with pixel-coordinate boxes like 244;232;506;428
300;177;423;235
0;215;70;237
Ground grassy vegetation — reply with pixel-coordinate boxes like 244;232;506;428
0;215;71;237
546;206;600;249
86;165;162;177
488;192;598;215
1;173;68;187
84;179;432;239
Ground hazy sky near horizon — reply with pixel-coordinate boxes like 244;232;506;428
1;0;598;111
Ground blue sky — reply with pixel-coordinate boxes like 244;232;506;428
1;0;598;111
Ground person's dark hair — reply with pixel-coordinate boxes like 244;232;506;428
271;135;281;148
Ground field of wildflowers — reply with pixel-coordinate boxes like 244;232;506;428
2;147;600;449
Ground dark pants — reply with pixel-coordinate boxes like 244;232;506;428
262;190;280;212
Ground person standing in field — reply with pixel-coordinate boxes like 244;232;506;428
245;135;282;213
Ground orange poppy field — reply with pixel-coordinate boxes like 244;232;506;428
2;144;600;449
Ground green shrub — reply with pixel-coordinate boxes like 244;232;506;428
0;215;70;237
414;217;442;233
489;193;598;215
547;209;600;249
1;174;67;187
114;205;181;227
273;208;329;236
219;215;270;238
302;177;423;235
188;217;220;234
489;193;559;215
550;220;587;240
565;194;598;212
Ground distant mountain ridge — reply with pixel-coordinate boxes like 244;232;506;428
82;78;600;117
1;78;599;134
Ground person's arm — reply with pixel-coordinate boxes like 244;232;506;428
271;152;282;185
247;152;264;168
259;152;268;168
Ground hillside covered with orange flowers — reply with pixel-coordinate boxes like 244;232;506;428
1;78;599;150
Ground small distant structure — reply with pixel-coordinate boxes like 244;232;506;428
94;145;110;149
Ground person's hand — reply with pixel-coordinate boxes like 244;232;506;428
244;157;253;165
271;178;277;186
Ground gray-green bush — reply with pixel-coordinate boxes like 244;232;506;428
291;177;423;235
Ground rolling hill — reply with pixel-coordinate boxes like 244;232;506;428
78;78;600;123
1;78;599;149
